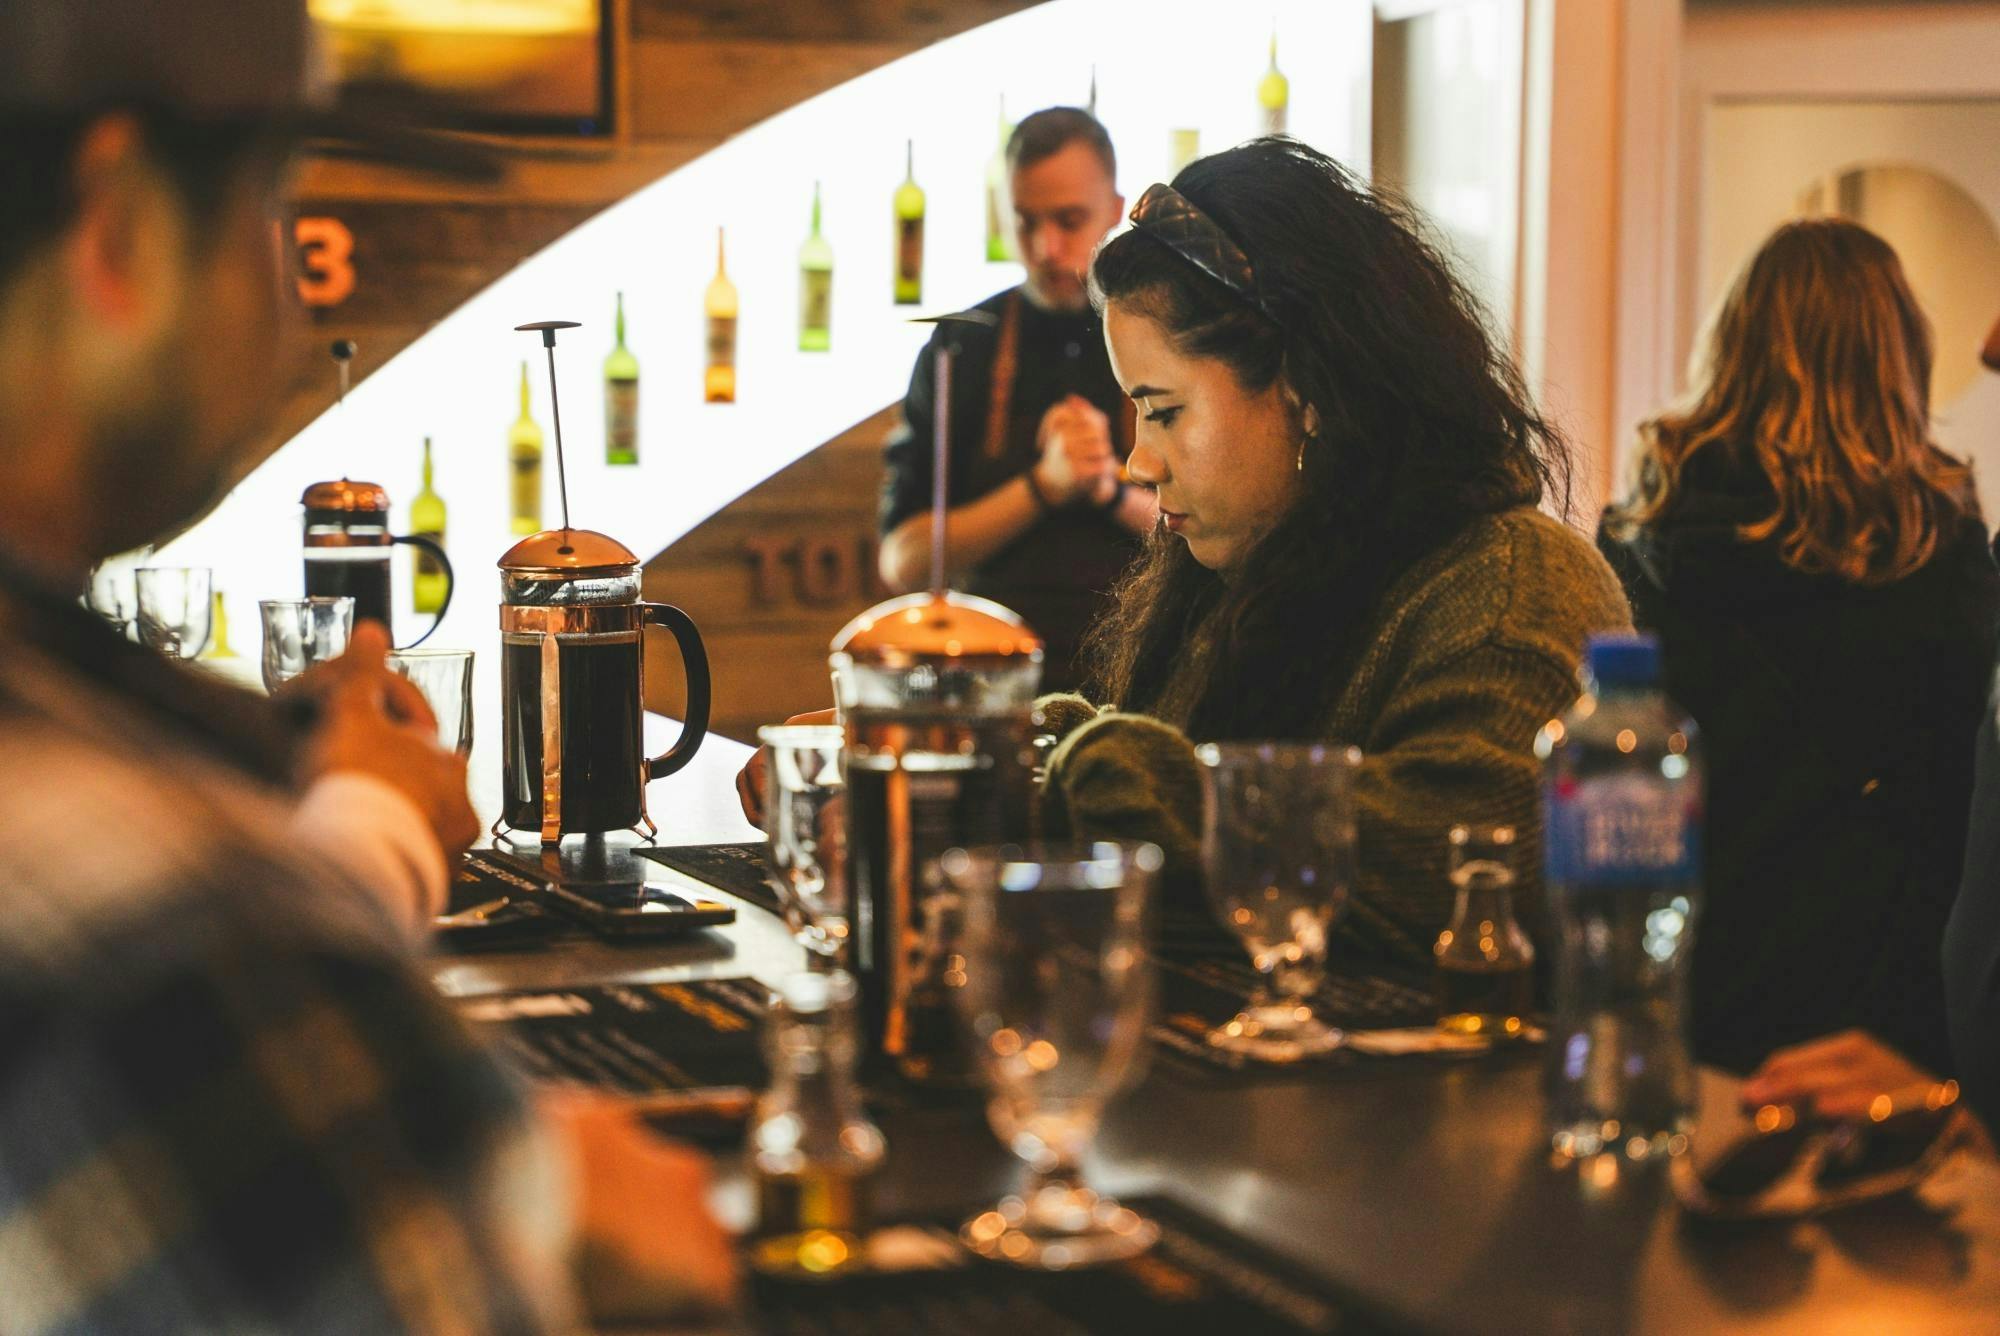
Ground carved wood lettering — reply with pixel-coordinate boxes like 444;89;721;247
744;535;887;607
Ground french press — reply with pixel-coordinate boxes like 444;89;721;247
299;342;453;645
301;477;453;645
828;310;1046;1079
495;320;712;845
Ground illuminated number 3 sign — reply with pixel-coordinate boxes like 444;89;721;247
294;216;355;307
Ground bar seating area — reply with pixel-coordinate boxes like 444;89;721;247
5;2;2000;1333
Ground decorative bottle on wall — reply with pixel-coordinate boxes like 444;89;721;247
410;435;448;614
1259;28;1289;136
706;227;739;404
985;96;1014;263
605;291;640;465
799;183;834;352
508;362;543;536
893;140;925;306
1169;128;1201;176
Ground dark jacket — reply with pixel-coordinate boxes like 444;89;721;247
1598;457;1999;1074
880;286;1141;691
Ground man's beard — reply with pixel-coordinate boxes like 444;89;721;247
87;352;246;560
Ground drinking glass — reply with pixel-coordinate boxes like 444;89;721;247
1196;741;1363;1062
259;597;353;690
388;648;475;754
85;547;150;634
759;724;848;964
941;840;1162;1268
135;567;213;659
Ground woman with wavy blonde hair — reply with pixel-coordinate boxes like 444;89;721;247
1600;217;1999;1076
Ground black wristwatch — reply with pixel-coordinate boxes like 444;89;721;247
1024;467;1058;513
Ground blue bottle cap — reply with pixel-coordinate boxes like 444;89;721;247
1585;633;1660;690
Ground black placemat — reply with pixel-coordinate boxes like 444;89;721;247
634;842;785;915
748;1194;1409;1335
454;978;769;1112
438;851;590;952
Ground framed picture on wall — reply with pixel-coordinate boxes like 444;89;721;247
307;0;615;137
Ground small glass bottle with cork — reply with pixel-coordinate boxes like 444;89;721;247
1433;824;1535;1039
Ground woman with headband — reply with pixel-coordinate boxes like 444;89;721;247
1039;138;1631;965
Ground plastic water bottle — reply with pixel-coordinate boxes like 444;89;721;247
1537;634;1702;1166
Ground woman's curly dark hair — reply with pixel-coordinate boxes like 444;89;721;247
1081;138;1571;741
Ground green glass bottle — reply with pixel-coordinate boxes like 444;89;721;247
509;362;543;536
799;182;834;352
1259;29;1290;136
605;291;640;465
893;139;925;306
410;436;448;614
985;96;1014;263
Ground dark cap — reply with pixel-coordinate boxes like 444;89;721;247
0;0;498;180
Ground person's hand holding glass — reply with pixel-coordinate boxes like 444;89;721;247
942;840;1162;1269
1197;742;1362;1062
260;597;354;691
759;723;848;965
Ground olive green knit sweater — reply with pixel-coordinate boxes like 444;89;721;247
1038;507;1633;968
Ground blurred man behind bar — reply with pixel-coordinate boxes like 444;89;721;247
0;2;727;1328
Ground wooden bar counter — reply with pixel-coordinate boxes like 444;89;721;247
435;721;2000;1334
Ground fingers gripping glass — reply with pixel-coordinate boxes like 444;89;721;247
1127;183;1281;325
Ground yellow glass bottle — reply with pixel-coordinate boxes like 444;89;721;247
893;140;925;306
798;183;833;352
410;435;448;614
705;227;738;404
508;362;543;536
199;590;236;659
605;291;640;465
1259;29;1290;136
984;96;1014;263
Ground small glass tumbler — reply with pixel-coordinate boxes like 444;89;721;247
387;648;475;755
135;567;213;659
259;597;354;691
759;723;849;965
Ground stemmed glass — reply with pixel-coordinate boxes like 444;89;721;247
941;840;1162;1269
759;724;849;965
134;567;213;659
259;597;354;690
1196;741;1363;1062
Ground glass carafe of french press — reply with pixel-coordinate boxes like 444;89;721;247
496;528;711;844
301;478;453;646
830;591;1043;1081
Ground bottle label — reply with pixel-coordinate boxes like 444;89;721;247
512;455;540;528
1546;774;1701;886
896;217;924;290
800;269;832;337
707;315;737;368
413;529;444;578
1262;103;1287;136
985;183;1012;259
606;379;638;460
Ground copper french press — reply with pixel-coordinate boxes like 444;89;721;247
493;320;711;844
299;342;453;646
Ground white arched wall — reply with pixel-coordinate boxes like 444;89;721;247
154;0;1374;794
159;0;1371;667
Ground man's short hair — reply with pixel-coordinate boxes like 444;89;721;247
0;108;282;283
1006;107;1116;181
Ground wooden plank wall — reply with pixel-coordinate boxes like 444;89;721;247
643;405;902;743
273;0;1042;461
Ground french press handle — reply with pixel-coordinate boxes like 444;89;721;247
642;602;711;781
389;533;454;648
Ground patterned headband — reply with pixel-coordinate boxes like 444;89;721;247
1127;182;1281;325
